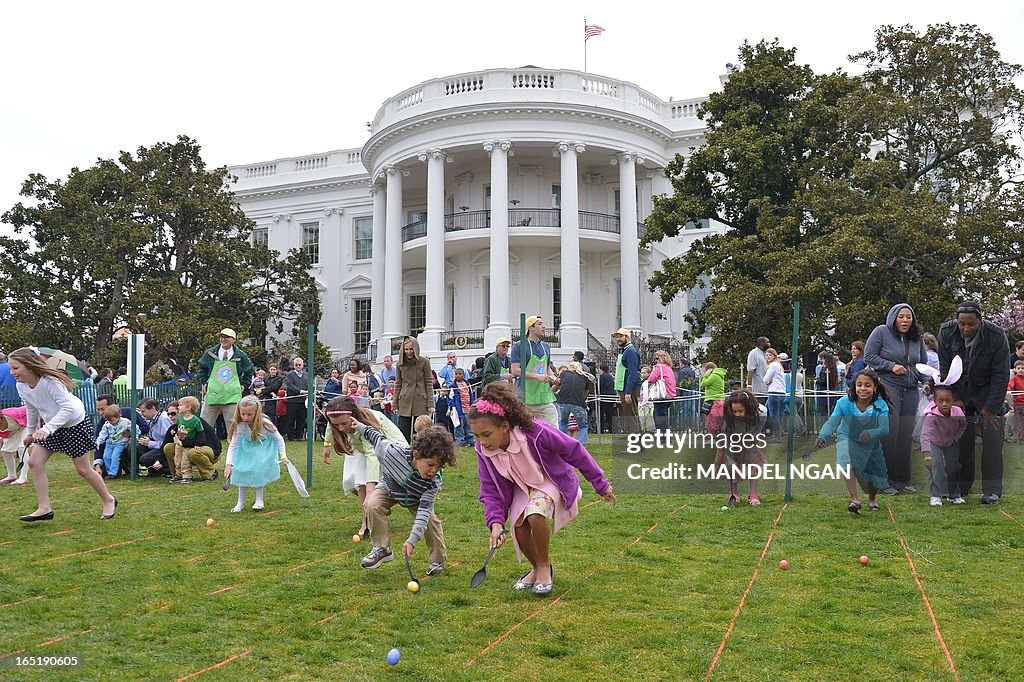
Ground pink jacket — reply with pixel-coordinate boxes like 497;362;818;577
920;403;967;451
647;363;677;398
0;406;28;439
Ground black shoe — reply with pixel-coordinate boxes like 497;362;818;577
362;528;370;542
100;496;118;520
981;494;1000;505
19;511;54;522
210;470;219;481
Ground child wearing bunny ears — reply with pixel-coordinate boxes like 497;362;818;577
918;357;968;505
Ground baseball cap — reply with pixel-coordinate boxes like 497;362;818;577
525;315;542;330
219;328;237;339
611;327;631;338
496;337;512;346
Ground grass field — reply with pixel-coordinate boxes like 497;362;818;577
1;436;1022;681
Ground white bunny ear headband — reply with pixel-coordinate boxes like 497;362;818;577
915;356;963;386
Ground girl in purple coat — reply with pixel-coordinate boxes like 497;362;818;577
468;382;616;596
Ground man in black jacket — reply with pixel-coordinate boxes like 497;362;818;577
284;358;309;440
937;301;1010;504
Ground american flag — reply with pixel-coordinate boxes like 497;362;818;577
584;24;605;40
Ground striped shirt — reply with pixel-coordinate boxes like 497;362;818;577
355;422;441;546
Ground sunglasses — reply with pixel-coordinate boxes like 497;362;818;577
167;411;178;416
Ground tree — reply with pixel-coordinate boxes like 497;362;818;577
0;135;322;372
643;25;1024;368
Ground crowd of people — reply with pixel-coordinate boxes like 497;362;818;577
0;299;1022;588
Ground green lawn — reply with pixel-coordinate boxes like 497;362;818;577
1;437;1022;680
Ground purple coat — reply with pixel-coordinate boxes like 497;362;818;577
476;419;610;529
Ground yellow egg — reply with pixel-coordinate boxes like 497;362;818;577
407;581;419;593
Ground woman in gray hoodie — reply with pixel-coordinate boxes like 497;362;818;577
863;304;927;493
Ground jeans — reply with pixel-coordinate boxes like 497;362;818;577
766;393;785;439
557;403;589;444
453;419;475;446
103;442;126;477
928;442;960;498
653;402;671;431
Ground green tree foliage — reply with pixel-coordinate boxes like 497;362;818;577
0;136;322;373
644;25;1024;367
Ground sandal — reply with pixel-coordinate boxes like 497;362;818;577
848;501;862;515
748;494;761;507
868;501;880;511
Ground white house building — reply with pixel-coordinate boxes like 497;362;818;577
227;67;725;365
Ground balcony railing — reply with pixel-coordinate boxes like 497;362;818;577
402;210;646;242
511;328;560;348
441;330;486;351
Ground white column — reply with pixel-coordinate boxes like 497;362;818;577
554;141;586;351
418;148;451;353
382;165;407;340
369;180;386;356
615;151;644;332
484;140;512;347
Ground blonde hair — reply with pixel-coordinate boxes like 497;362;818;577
8;348;75;391
178;396;200;414
103;404;122;420
228;396;266;441
654;350;672;366
414;415;433;434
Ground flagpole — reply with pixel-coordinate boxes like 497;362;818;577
583;16;587;72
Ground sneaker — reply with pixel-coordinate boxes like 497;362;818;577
252;501;264;511
930;496;943;506
178;478;193;484
880;487;900;496
426;562;444;576
981;494;1000;505
361;546;394;569
901;485;918;494
950;497;966;505
169;476;182;483
210;470;219;481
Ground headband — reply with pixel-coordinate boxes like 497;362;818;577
956;303;982;317
326;410;352;416
239;395;260;405
473;399;506;417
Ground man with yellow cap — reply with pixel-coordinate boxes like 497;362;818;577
510;316;560;426
196;328;254;453
481;337;513;390
611;328;642;433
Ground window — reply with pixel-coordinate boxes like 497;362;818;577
614;278;622;329
551;184;561;209
353;298;371;352
684;219;711;230
407;210;427;225
447;284;455;330
614;189;620;215
688;277;712;335
483;185;491;210
409;294;426;337
354;217;373;260
552;276;561;330
302;222;320;264
483;277;490;327
252;226;268;248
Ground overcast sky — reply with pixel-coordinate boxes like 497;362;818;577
1;0;1021;230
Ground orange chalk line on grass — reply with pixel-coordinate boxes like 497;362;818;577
131;501;143;505
287;550;353;574
206;585;238;596
1;595;45;608
275;492;288;497
47;530;75;537
0;628;96;659
315;561;462;625
0;506;18;511
466;591;572;667
0;541;12;547
468;503;687;664
704;502;788;682
45;535;158;562
259;510;283;516
176;649;252;682
888;507;960;682
1000;509;1024;529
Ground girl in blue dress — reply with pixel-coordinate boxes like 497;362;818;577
816;369;891;514
225;396;289;512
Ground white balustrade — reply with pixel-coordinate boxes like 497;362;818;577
510;72;556;89
396;88;423;111
347;152;361;164
245;164;277;178
581;77;619;97
294;156;329;172
445;75;485;95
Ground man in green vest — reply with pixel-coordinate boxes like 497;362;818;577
612;328;642;434
511;316;560;427
197;328;254;439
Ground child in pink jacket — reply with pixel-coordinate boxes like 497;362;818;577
920;383;967;506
